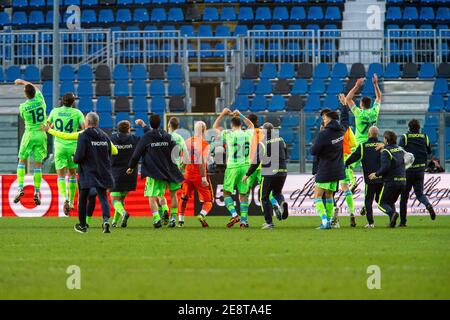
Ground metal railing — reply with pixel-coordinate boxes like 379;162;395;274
386;29;437;65
438;29;450;64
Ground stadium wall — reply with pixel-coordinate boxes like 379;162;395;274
1;174;449;217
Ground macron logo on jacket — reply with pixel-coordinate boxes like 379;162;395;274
151;142;169;147
91;141;108;147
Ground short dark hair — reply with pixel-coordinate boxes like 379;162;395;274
62;92;75;107
361;96;372;109
150;114;161;129
384;130;397;145
320;108;332;116
248;113;258;127
231;116;242;127
408;119;421;133
325;111;339;121
25;84;36;99
169;117;179;130
117;120;130;134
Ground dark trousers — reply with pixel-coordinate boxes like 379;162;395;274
78;187;110;227
86;188;97;218
260;174;287;224
378;183;405;219
365;183;383;224
400;171;431;224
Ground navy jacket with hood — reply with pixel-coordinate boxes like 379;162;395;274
73;127;114;189
128;128;184;183
310;119;346;183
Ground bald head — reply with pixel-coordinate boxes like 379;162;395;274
368;126;379;138
194;121;206;137
85;112;99;128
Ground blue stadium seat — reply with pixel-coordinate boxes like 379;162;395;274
361;81;375;96
168;8;184;22
132;80;148;97
268;95;285;111
12;12;27;26
291;7;306;21
60;81;75;96
273;7;289;21
281;116;299;127
118;0;133;4
180;25;194;37
13;0;27;7
81;9;97;25
78;96;94;113
308;6;323;21
325;6;341;21
326;78;343;94
116;9;132;23
238;7;254;22
42;81;52;97
65;0;81;5
384;63;400;79
203;7;219;21
216;25;231;37
150;96;166;113
167;64;183;81
129;65;146;81
29;11;45;25
134;9;150;23
221;7;236;21
250;95;267;112
0;68;4;83
280;127;295;144
60;65;75;81
153;0;168;4
255;79;272;95
279;64;295;79
132;96;149;113
255;7;271;21
237;79;255;95
310;78;326;94
291;79;308;94
30;0;46;7
151;8;167;22
429;95;445;111
77;81;94;97
386;7;402;21
135;0;152;4
198;25;213;37
323;95;339;109
436;7;449;22
168;81;185;96
234;25;248;36
313;63;330;78
77;65;93;81
304;94;321;111
403;7;418;21
98;9;114;24
235;95;250;110
114;81;129;97
96;96;112;112
261;64;277;79
23;65;40;82
331;63;347;78
420;7;435;21
367;63;383;78
432;79;449;94
0;12;10;27
6;66;21;83
113;65;129;81
150;80;166;96
115;112;131;126
82;0;99;6
419;63;436;79
98;112;113;129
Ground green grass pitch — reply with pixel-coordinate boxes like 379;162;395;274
0;216;449;300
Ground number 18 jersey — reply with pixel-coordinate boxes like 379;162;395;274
221;129;253;169
19;90;47;132
48;106;85;149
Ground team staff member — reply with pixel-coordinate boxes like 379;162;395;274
310;111;346;230
346;126;382;228
127;114;184;228
369;130;406;228
243;123;289;229
73;112;115;234
398;119;436;226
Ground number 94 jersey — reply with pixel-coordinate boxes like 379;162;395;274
48;106;85;149
221;129;253;169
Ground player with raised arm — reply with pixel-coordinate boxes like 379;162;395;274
14;79;47;206
345;75;382;146
178;121;213;227
47;93;85;215
213;108;254;229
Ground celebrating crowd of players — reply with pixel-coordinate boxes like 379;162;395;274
12;75;437;233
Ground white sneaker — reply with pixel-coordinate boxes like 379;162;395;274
364;224;375;228
261;223;274;230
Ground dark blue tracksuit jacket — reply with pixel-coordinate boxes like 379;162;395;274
73;127;114;190
345;137;382;184
398;132;431;172
376;144;406;185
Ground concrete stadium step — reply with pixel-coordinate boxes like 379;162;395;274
383;81;434;94
0;163;19;173
0;85;25;112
